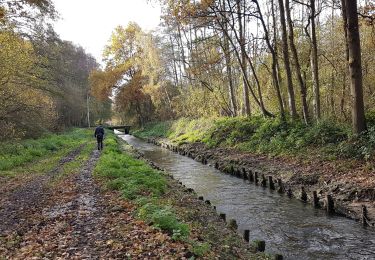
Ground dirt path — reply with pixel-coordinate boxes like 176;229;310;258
1;149;191;259
0;144;86;236
31;149;105;259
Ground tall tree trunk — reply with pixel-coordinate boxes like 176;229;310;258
169;35;179;86
310;0;321;120
212;3;273;117
285;0;309;124
236;0;251;116
254;0;285;119
278;0;297;118
177;24;189;85
223;0;237;116
343;0;367;134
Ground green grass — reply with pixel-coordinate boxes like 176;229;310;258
0;128;94;180
55;140;96;181
132;121;173;139
134;116;375;161
94;131;189;240
0;128;91;171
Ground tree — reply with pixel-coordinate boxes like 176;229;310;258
342;0;367;134
278;0;297;118
285;0;309;123
309;0;321;120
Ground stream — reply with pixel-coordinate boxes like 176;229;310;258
117;132;375;259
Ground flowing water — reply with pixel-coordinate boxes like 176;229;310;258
117;132;375;260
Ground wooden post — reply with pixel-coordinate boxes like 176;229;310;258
301;187;307;202
243;230;250;242
228;219;238;230
230;165;235;175
326;194;334;214
274;254;283;260
287;188;293;198
215;162;219;169
362;205;368;227
220;213;226;222
242;168;247;180
249;170;254;182
269;176;275;190
261;174;267;187
253;240;265;252
254;172;259;184
277;179;284;193
312;191;319;208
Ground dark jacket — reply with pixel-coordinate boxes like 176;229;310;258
94;126;104;139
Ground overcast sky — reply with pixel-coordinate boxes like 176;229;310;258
53;0;162;62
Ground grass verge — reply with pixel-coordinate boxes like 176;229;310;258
94;131;189;241
0;128;91;172
133;116;375;161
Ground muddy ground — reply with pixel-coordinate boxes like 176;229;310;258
148;138;375;227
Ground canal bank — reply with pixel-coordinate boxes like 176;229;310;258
112;131;272;259
118;132;375;259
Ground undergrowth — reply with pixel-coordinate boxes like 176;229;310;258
134;116;375;161
94;131;189;240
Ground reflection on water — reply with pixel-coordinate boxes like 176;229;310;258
118;133;375;260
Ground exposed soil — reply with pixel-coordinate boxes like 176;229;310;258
148;138;375;227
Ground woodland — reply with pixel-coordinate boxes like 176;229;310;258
0;0;110;141
2;0;375;141
90;0;374;137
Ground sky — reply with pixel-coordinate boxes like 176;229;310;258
53;0;162;62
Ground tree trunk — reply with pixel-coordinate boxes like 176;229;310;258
236;0;251;116
310;0;321;120
278;0;297;118
254;0;285;119
223;0;237;116
285;0;309;124
343;0;367;134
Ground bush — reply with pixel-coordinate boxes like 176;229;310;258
338;125;375;160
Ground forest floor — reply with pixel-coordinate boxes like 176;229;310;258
0;131;267;259
148;138;375;227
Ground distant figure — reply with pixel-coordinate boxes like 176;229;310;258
94;125;105;150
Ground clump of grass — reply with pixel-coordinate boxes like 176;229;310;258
190;241;211;257
138;203;189;240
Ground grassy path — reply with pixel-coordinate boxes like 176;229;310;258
0;143;87;235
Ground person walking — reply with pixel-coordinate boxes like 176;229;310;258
94;124;105;150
